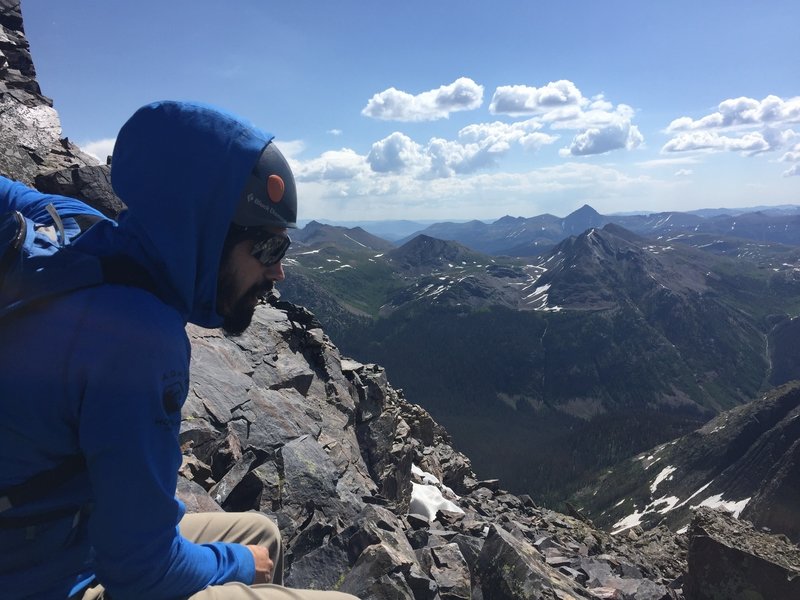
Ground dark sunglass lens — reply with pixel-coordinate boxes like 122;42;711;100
252;234;290;266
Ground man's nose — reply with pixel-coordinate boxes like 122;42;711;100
263;261;285;282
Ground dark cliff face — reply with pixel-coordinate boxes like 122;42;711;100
0;1;98;185
571;382;800;543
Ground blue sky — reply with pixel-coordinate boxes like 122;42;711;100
22;1;800;222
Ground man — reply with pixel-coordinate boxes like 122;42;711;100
0;101;358;600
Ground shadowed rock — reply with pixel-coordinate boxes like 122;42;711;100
685;507;800;600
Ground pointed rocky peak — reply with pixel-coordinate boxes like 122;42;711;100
552;225;641;265
538;225;690;310
293;221;393;251
562;204;608;235
302;220;325;232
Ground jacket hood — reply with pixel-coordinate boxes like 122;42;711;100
76;101;274;328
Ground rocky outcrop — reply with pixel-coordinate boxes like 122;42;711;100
685;507;800;600
34;164;125;219
177;298;689;599
0;0;97;185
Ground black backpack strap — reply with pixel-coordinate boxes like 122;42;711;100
0;454;87;528
0;210;27;283
99;255;160;297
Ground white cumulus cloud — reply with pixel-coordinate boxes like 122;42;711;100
663;95;800;170
294;148;370;181
490;81;642;156
457;118;558;152
782;142;800;177
425;137;492;177
667;95;800;132
367;132;429;173
662;131;773;155
783;164;800;177
562;121;643;156
362;119;559;179
489;80;586;117
362;77;484;122
80;137;116;163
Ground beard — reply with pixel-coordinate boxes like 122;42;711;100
221;281;273;335
216;259;274;336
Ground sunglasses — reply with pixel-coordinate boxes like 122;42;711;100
251;231;292;266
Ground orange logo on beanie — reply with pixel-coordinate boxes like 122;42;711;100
267;175;285;203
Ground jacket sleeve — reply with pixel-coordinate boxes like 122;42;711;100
0;175;107;224
74;292;255;599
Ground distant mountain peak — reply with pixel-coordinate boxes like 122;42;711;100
572;204;600;215
494;215;526;225
561;204;609;236
293;220;394;251
389;234;482;268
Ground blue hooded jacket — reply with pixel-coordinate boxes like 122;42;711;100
0;101;275;599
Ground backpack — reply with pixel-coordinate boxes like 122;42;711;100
0;203;107;320
0;188;157;528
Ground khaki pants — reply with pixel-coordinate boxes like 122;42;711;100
81;512;358;600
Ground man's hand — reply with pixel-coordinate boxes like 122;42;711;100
246;544;274;584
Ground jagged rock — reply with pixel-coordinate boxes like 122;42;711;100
285;540;351;591
247;461;282;513
475;525;586;599
339;506;435;600
279;434;340;510
417;543;471;600
35;164;126;219
208;450;258;507
179;453;215;490
451;533;484;576
685;507;800;600
176;477;224;514
354;366;414;512
0;1;97;184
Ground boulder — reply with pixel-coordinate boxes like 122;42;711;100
475;525;581;599
35;164;126;219
685;507;800;600
417;543;471;600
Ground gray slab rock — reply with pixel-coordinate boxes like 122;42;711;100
476;525;588;600
176;477;224;514
208;450;258;507
685;507;800;600
35;164;125;218
285;541;351;591
423;543;471;600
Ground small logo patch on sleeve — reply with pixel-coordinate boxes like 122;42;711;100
162;382;184;414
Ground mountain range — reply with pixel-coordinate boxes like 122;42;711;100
280;219;800;504
389;203;800;257
4;1;800;595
